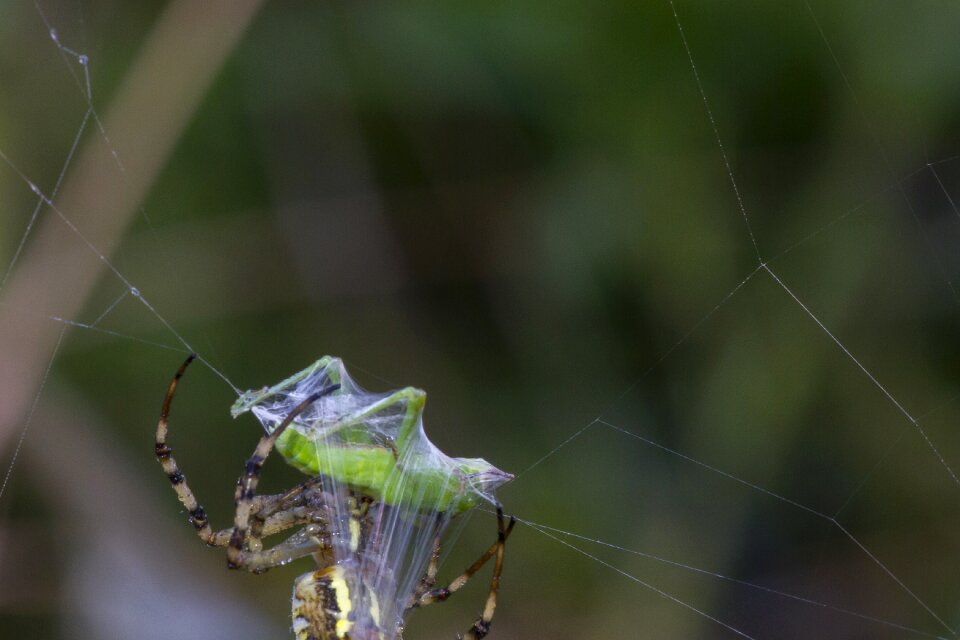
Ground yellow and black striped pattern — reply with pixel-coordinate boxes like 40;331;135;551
292;564;385;640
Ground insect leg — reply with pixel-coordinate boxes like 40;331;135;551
339;386;426;456
407;515;446;607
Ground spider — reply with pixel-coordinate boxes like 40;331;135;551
155;354;515;640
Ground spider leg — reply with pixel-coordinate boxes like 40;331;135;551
204;479;329;548
155;353;220;544
206;492;336;572
227;384;339;570
462;507;514;640
231;521;332;574
247;476;327;542
410;506;516;640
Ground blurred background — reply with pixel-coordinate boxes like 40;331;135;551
1;1;960;638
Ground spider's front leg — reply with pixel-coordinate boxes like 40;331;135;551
226;383;339;570
155;353;218;544
156;354;333;567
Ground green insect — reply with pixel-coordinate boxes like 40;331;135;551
156;354;515;640
230;356;512;515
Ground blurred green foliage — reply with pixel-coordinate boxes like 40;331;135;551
2;1;960;638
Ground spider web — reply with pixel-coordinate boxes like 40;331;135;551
1;1;960;639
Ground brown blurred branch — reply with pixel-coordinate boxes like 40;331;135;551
0;0;265;450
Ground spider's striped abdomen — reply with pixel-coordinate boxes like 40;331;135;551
293;565;387;640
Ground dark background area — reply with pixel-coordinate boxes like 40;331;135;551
1;1;960;638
